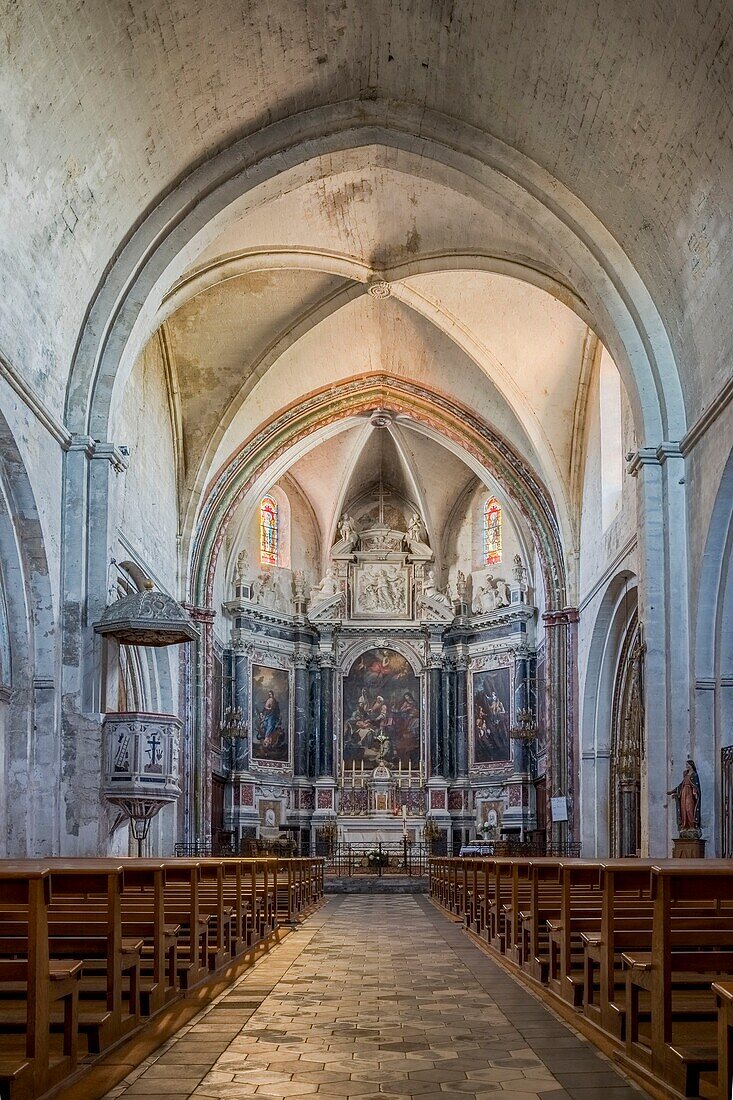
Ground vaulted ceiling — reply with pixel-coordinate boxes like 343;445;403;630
3;0;730;421
149;161;594;552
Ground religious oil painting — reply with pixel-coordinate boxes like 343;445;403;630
342;648;420;770
471;666;511;765
251;663;290;764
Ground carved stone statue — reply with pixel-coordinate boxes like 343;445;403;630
512;554;527;586
252;570;289;612
235;549;250;583
472;583;493;614
668;758;702;838
309;567;339;605
333;513;359;555
456;570;467;602
407;511;425;544
293;569;307;601
423;569;452;611
494;577;510;607
404;511;433;560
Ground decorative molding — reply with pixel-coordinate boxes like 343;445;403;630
568;329;601;532
183;603;216;625
627;442;683;477
542;607;580;627
69;434;129;471
90;441;130;472
367;281;392;299
0;349;73;450
680;374;733;456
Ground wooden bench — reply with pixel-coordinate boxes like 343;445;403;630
0;864;82;1100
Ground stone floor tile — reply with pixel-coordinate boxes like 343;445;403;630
107;897;644;1100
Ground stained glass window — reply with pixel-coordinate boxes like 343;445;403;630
483;497;502;566
260;496;278;566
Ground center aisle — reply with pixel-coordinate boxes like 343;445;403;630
106;896;643;1100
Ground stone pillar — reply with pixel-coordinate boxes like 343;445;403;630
60;436;129;854
185;604;215;844
293;648;310;777
542;607;579;851
630;445;690;856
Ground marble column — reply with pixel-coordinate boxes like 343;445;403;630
442;664;454;778
318;659;335;778
542;608;579;851
231;651;249;772
293;649;310;777
455;655;470;777
511;652;535;780
428;664;445;777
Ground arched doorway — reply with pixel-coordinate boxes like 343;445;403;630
695;446;733;855
610;610;644;857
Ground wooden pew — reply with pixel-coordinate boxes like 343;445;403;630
0;855;324;1100
0;864;82;1100
45;863;142;1053
621;863;733;1096
713;982;733;1100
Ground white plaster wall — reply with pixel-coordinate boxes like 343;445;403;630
578;359;638;600
577;354;640;855
113;341;179;594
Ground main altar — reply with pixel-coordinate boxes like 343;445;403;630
218;486;539;857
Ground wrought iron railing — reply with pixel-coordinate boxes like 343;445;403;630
324;841;430;877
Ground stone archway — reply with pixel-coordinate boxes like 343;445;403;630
0;412;58;856
610;610;644;858
185;374;574;847
694;446;733;855
55;106;690;856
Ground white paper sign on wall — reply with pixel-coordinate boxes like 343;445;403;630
550;796;568;822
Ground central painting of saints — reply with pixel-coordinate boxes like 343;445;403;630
342;648;421;769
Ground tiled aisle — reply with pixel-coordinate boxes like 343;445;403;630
106;896;644;1100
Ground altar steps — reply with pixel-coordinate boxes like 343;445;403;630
325;876;428;894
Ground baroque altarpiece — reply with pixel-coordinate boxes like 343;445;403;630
215;497;543;855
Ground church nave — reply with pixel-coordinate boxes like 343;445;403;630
104;897;639;1100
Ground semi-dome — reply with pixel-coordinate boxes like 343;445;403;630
95;590;199;647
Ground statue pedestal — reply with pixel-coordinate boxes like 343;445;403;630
672;837;706;858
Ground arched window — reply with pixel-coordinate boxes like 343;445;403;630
483;497;502;566
260;496;279;566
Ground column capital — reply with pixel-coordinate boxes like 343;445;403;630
183;603;216;625
542;606;579;627
67;434;130;471
627;441;683;476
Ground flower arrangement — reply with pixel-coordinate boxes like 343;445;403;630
366;849;390;868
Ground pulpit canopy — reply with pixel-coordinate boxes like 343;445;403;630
95;590;199;646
